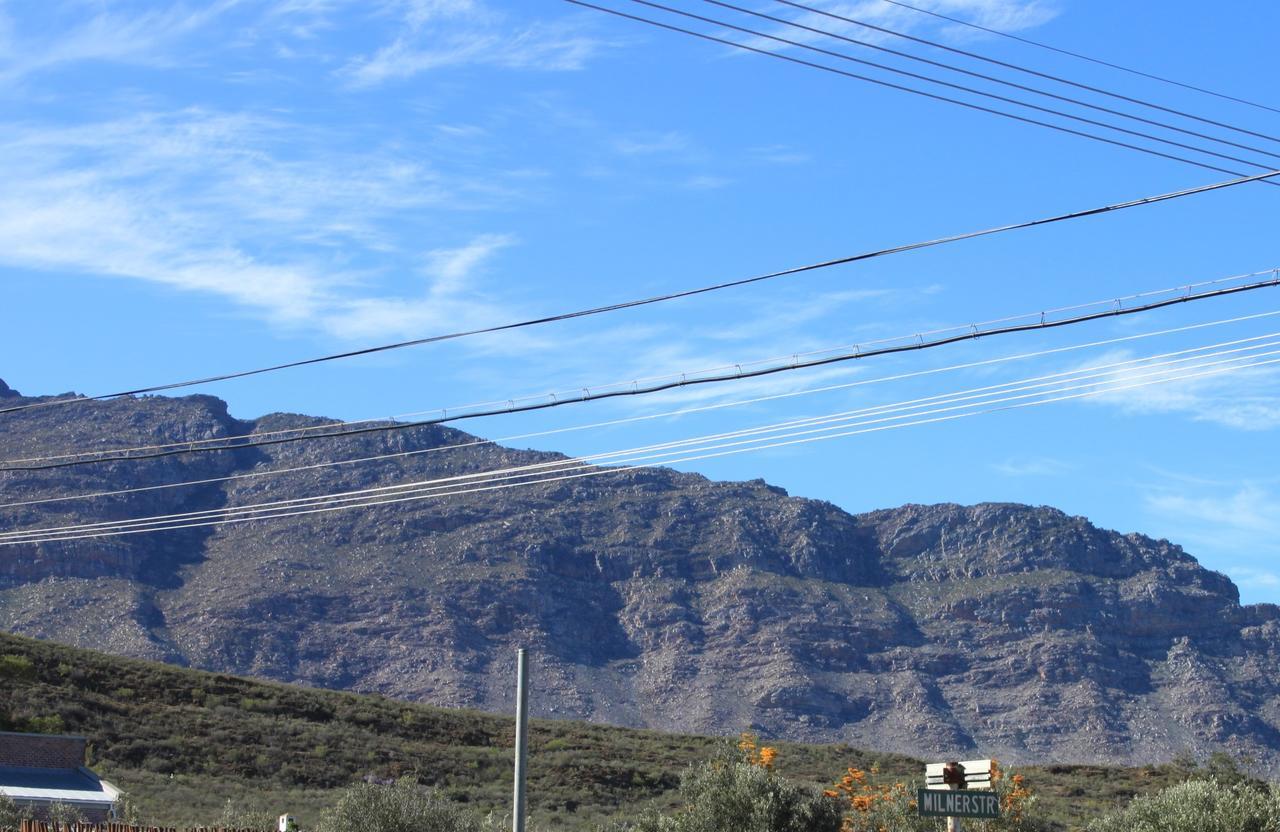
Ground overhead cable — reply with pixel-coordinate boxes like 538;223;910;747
5;308;1279;511
875;0;1280;116
4;347;1277;546
697;0;1280;164
7;340;1279;541
5;266;1273;467
771;0;1280;145
4;269;1278;472
3;166;1278;418
568;1;1274;183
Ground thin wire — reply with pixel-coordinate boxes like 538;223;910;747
689;0;1280;167
5;269;1276;473
6;308;1278;511
7;335;1277;539
3;164;1277;419
567;1;1271;183
6;352;1276;545
7;266;1274;467
9;344;1277;539
875;0;1280;116
772;0;1280;145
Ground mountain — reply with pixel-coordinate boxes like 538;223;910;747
1;379;1279;773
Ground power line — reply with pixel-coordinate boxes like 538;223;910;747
5;345;1277;545
698;0;1280;164
627;0;1279;178
568;1;1273;183
771;0;1280;145
3;166;1277;418
6;267;1273;467
4;270;1278;473
8;340;1276;539
875;0;1280;116
7;309;1278;511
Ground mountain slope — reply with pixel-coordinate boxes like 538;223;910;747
1;379;1279;772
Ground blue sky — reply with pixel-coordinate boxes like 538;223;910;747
1;0;1279;602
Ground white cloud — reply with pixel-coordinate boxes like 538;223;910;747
683;174;733;191
0;1;241;83
341;2;606;87
1146;485;1278;537
1229;566;1280;590
727;0;1058;56
991;456;1074;476
614;131;690;156
1142;481;1280;605
325;234;516;340
0;110;531;338
1070;348;1280;431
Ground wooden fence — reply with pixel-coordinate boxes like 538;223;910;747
19;823;272;832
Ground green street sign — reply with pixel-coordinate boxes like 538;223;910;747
917;788;1001;819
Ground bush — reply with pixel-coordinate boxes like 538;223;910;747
46;802;84;826
316;779;502;832
1086;778;1280;832
611;741;841;832
0;792;33;832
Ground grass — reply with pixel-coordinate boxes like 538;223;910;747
0;631;1247;830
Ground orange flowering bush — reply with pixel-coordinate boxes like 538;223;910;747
738;732;779;770
824;763;926;832
823;759;1040;832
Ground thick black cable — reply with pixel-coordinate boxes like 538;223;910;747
699;0;1280;163
634;0;1279;174
5;273;1277;473
876;0;1280;116
772;0;1280;145
2;149;1275;420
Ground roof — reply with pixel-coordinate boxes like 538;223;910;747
0;732;87;741
0;766;119;806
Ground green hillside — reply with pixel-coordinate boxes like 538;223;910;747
0;633;1213;829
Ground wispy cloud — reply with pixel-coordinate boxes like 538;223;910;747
725;0;1058;56
991;457;1075;477
1146;485;1279;537
0;1;241;84
1070;348;1280;431
1229;566;1280;591
614;131;691;156
1142;481;1280;604
0;109;529;337
324;234;516;339
341;1;608;87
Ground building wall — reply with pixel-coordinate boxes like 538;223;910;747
22;800;112;823
0;734;86;769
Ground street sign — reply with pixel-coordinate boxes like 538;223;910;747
917;788;1001;819
925;759;994;790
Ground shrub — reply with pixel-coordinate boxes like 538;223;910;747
46;802;84;826
0;655;35;681
218;797;276;830
316;779;499;832
612;739;841;832
0;792;33;832
1086;778;1280;832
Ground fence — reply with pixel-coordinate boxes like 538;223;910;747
18;823;272;832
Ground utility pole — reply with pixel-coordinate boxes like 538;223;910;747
512;648;530;832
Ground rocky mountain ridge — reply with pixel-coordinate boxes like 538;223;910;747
1;379;1278;772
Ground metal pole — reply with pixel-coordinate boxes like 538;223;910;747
512;648;530;832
